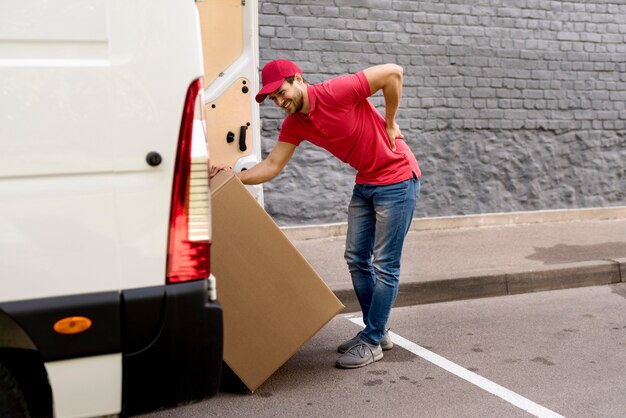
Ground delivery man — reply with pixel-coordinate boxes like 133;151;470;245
233;59;421;369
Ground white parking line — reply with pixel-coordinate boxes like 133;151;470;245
346;316;565;418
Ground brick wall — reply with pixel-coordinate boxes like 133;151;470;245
257;0;626;226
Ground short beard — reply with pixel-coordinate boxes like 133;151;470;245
284;89;303;114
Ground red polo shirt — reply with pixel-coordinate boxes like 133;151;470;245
278;71;421;185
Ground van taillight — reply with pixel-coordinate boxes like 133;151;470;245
166;78;211;283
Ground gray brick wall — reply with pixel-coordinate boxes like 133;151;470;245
257;0;626;226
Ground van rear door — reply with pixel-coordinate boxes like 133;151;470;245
197;0;264;202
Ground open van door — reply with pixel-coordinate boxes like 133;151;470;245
197;0;263;204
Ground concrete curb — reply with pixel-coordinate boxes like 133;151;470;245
282;206;626;241
334;259;624;313
614;257;626;282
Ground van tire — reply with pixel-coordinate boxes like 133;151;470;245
0;361;29;418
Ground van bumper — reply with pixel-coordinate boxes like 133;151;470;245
122;279;223;415
1;279;223;416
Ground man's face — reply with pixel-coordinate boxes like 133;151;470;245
268;77;304;115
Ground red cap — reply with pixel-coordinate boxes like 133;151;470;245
255;60;302;103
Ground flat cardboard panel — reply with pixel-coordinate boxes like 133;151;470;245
210;172;344;392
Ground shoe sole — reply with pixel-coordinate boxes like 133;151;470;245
335;351;384;369
381;341;394;351
338;341;393;354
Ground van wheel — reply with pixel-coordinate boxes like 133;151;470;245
0;361;29;418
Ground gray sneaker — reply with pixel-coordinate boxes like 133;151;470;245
336;341;383;369
337;330;393;353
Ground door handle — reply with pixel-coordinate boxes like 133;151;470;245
239;125;248;152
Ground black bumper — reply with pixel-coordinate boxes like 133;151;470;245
1;279;223;416
122;279;223;415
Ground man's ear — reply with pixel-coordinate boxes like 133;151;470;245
294;73;303;83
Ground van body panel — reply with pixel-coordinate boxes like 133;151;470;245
0;0;204;178
0;0;206;301
0;0;224;416
45;353;122;418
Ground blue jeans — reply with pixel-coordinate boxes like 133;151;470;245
344;177;420;346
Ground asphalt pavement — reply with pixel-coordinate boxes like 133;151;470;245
138;209;626;417
141;283;626;417
284;210;626;312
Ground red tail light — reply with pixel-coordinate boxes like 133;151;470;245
166;78;212;283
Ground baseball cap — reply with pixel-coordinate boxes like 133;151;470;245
255;59;302;103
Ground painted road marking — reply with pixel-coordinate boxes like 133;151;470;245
346;315;565;418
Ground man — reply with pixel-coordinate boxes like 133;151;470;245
238;59;421;369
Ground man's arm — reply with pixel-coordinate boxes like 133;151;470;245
236;141;297;185
362;64;404;151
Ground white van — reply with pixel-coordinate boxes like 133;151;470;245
0;0;230;416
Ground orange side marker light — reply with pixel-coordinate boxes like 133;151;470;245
53;316;92;335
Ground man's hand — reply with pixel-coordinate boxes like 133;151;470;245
386;121;404;151
363;64;404;152
220;141;297;185
209;164;232;179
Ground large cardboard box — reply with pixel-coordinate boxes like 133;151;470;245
210;172;344;392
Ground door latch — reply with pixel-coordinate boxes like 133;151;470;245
239;125;248;152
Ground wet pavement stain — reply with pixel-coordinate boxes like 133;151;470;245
582;314;596;318
531;357;556;366
526;242;626;265
468;367;480;372
364;379;384;387
503;358;522;364
399;376;410;381
472;347;484;353
258;392;273;398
